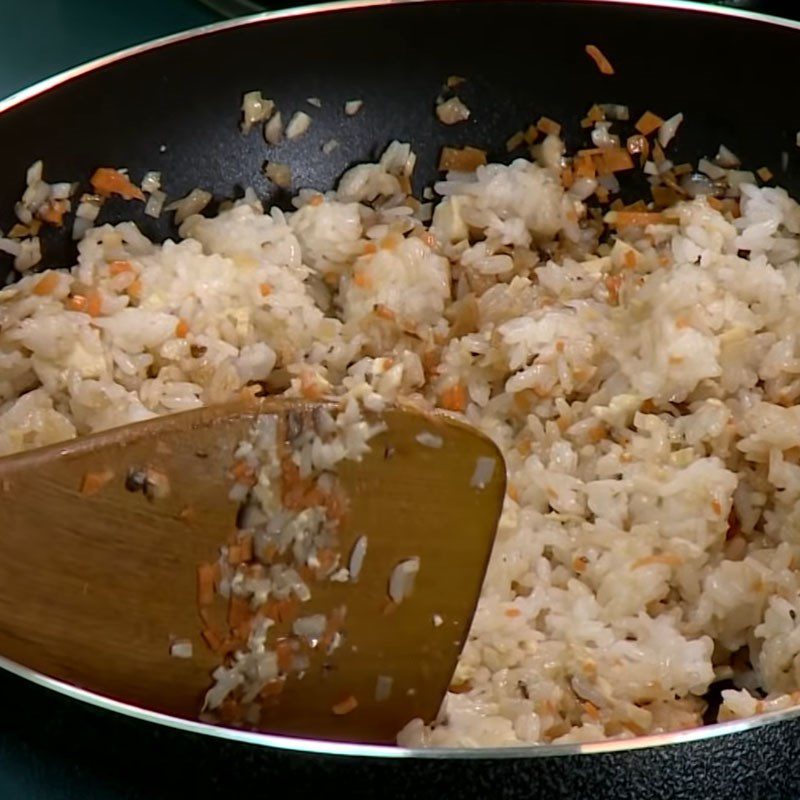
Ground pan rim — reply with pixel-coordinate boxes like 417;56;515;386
3;0;800;761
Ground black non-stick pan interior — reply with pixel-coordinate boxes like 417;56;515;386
3;1;800;797
2;0;800;273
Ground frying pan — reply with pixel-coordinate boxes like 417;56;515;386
3;1;800;797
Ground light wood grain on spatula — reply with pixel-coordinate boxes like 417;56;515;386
0;399;504;744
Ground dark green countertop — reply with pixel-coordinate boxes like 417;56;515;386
0;0;218;100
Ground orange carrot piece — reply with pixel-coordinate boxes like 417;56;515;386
275;639;294;672
375;304;395;320
90;167;145;201
38;200;67;226
126;279;142;300
197;563;218;607
259;282;272;297
585;44;615;75
331;695;359;716
201;626;223;652
80;468;114;496
66;294;87;312
109;260;133;276
86;290;103;317
537;116;561;136
228;595;251;629
33;272;60;296
440;382;467;412
362;241;378;256
600;147;634;173
635;111;664;136
438;146;487;172
623;250;638;269
611;211;665;228
353;271;372;289
505;608;522;618
175;318;189;338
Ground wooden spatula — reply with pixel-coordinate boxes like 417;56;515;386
0;398;505;745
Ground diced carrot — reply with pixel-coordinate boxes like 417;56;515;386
174;318;189;338
605;274;622;305
675;316;690;329
438;145;487;172
109;260;133;276
331;695;359;716
126;279;142;300
80;468;114;496
308;194;324;207
227;534;253;565
300;369;325;400
277;596;299;624
66;294;87;312
583;701;601;720
711;498;722;515
38;200;68;226
33;272;60;296
632;553;682;569
90;167;145;201
587;104;605;122
353;271;373;289
201;626;223;652
573;555;589;573
259;282;272;297
362;241;378;255
375;303;395;320
757;166;773;182
574;154;596;180
440;382;467;412
610;211;665;228
505;607;522;618
380;233;401;251
86;290;103;317
623;250;638;269
197;563;218;607
449;680;473;694
537;116;561;137
523;124;539;145
275;639;295;672
585;44;615;75
635;111;664;136
600;147;634;173
561;166;575;189
228;595;252;629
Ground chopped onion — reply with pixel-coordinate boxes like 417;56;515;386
416;431;443;448
349;535;368;581
49;182;74;200
170;639;193;659
698;158;726;180
264;111;283;145
344;99;363;116
285;111;311;140
264;161;292;189
241;90;274;134
569;177;598;201
141;171;161;193
658;112;684;148
374;675;394;702
0;237;22;257
716;144;741;168
322;138;339;155
293;613;327;639
470;456;496;489
591;122;619;149
144;189;166;218
306;97;322;108
14;237;41;272
680;172;715;198
599;103;629;121
436;97;470;125
388;557;420;603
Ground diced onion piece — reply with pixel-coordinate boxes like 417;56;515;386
344;99;363;116
322;138;339;155
658;113;684;148
264;161;292;189
716;144;741;168
141;171;161;193
170;639;193;659
470;456;496;489
286;111;311;140
349;535;368;581
388;557;420;603
264;111;284;145
375;675;394;702
144;189;166;218
436;97;470;125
